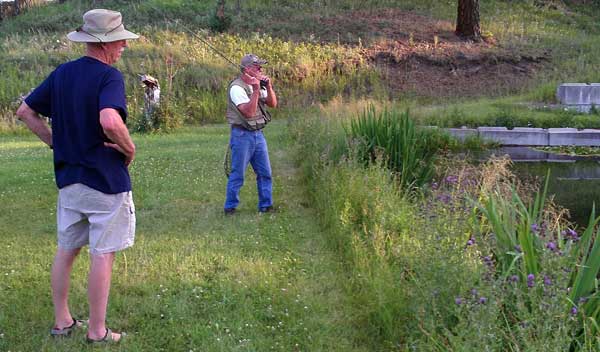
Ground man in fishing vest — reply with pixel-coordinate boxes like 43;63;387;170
224;53;278;215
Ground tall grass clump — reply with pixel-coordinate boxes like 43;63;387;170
348;105;448;191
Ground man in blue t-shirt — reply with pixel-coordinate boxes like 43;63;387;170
16;9;139;344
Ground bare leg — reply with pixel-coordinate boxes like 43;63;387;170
51;247;81;329
87;252;121;341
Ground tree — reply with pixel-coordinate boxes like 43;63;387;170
456;0;481;40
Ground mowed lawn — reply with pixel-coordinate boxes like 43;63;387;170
0;120;360;351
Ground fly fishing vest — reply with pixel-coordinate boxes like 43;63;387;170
226;77;271;131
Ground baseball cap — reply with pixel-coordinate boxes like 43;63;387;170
240;54;268;68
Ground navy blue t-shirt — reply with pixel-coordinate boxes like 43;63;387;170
25;56;131;194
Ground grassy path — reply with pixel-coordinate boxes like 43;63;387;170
0;121;361;351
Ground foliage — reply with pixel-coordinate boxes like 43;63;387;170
415;98;600;129
467;164;600;350
292;105;600;350
347;106;447;191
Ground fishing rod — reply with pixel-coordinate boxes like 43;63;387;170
144;3;274;178
145;3;270;88
145;2;240;70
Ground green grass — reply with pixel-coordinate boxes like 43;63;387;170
0;120;364;351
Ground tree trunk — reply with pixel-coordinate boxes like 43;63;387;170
216;0;225;21
456;0;481;40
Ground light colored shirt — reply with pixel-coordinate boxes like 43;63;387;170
230;85;267;106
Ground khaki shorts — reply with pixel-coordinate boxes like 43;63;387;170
57;183;136;255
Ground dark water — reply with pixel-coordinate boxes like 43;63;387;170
483;147;600;227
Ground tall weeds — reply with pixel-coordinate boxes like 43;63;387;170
348;106;445;191
473;168;600;350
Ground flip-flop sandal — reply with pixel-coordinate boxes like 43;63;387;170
86;328;124;344
50;318;84;337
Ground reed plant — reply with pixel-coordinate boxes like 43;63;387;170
348;106;452;191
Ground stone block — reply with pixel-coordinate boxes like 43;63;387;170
548;128;600;146
478;127;548;146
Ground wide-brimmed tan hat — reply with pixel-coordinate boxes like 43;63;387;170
67;9;139;43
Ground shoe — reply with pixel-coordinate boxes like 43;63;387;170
50;318;84;337
86;328;124;344
224;208;236;215
259;206;275;213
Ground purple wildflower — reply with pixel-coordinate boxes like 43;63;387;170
431;182;439;190
543;276;552;286
455;297;463;305
571;307;578;316
436;194;451;204
479;297;487;304
527;274;535;288
514;245;522;253
445;175;458;184
471;288;478;296
546;242;557;251
531;223;539;233
466;238;475;246
510;275;519;283
565;229;580;241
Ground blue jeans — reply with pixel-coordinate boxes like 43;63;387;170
224;127;273;210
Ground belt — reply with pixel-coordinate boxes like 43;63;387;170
232;125;263;132
231;125;249;131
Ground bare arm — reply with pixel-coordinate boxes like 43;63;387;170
16;102;52;148
99;108;136;166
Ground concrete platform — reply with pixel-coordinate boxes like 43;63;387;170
548;128;600;146
479;127;548;146
445;127;600;146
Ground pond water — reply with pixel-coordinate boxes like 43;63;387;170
481;147;600;227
